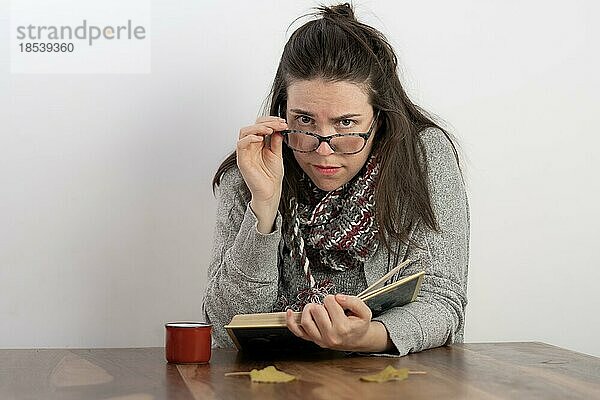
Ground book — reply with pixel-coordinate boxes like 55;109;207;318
224;259;425;352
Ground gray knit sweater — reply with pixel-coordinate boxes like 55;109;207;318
203;127;470;356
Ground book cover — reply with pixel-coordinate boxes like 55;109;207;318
362;271;424;317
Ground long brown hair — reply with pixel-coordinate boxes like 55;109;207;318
213;3;461;267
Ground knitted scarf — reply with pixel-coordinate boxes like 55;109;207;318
278;154;380;311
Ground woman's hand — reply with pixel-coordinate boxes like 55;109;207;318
285;294;394;352
236;116;288;233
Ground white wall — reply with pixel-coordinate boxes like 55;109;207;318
1;0;599;356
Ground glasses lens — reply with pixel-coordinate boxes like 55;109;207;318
330;136;366;154
284;132;319;152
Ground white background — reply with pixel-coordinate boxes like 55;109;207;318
1;0;599;356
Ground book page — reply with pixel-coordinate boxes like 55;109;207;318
357;259;414;298
360;270;425;302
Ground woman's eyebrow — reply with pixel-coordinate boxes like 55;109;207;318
289;109;363;120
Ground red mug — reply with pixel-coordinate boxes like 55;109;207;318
165;322;212;364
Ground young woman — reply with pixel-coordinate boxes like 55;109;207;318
203;3;469;355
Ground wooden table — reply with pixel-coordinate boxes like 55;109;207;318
1;342;599;399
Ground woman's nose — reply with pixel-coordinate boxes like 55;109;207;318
315;140;335;156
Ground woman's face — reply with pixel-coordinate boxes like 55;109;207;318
285;79;377;192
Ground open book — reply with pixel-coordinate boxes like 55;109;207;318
225;259;425;352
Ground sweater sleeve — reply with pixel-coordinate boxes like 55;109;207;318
202;168;283;348
372;127;470;356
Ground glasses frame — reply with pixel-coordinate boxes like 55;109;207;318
280;110;380;155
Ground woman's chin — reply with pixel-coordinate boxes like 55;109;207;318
310;176;345;192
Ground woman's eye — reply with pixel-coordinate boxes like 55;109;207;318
339;119;355;128
297;116;313;125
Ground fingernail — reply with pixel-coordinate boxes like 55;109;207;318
337;294;347;301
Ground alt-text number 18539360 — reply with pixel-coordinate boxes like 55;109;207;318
18;42;74;53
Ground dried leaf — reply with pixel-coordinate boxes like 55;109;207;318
249;366;296;383
226;366;296;383
360;365;409;382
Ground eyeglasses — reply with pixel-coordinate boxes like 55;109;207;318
280;111;380;155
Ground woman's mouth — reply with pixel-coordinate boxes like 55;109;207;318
313;165;341;176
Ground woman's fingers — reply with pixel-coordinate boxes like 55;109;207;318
256;115;286;124
238;124;271;139
239;119;287;139
286;309;310;340
300;304;324;343
236;134;264;151
309;304;333;332
270;132;283;157
287;299;373;350
335;294;372;321
235;115;287;215
323;295;347;327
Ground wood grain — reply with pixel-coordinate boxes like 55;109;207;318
0;343;598;400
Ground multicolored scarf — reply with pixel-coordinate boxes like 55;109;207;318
279;154;380;310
